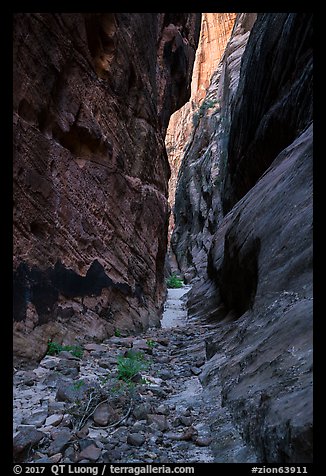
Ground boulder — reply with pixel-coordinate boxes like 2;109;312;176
127;433;146;447
47;429;72;456
93;402;118;427
13;428;46;461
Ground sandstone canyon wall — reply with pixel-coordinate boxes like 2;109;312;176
171;13;256;280
165;13;236;240
171;13;313;462
13;13;201;364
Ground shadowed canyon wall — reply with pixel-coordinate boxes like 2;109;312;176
13;12;201;364
170;13;313;462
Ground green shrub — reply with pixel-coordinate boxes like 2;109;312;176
125;350;145;361
72;379;85;391
114;328;122;337
117;353;147;383
192;98;218;127
201;98;217;111
146;339;156;349
166;273;184;289
47;340;84;359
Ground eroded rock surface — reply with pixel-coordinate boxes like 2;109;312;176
165;13;236;240
170;13;313;462
13;13;201;364
13;12;313;464
189;125;313;463
222;13;313;213
171;13;256;280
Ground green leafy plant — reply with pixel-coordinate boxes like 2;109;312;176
201;98;218;110
47;340;84;359
166;273;184;289
125;350;145;361
72;379;85;391
47;341;62;355
114;328;122;337
117;356;144;382
192;98;218;127
117;351;148;383
146;339;156;349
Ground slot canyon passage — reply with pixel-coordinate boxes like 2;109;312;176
13;13;313;464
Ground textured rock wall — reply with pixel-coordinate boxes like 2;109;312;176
222;13;313;213
165;13;236;240
13;13;201;364
196;124;313;463
171;13;256;280
172;13;313;462
190;13;237;103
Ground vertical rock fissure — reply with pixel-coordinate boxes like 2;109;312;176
166;13;237;243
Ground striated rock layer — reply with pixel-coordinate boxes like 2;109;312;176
13;13;201;364
171;13;256;280
172;13;313;462
165;13;236;239
190;13;238;104
222;13;313;214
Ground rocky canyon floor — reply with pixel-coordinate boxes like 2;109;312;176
13;287;257;464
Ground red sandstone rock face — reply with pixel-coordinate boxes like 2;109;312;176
190;13;237;104
13;13;201;364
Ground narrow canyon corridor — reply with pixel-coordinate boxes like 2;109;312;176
13;13;313;466
13;288;257;463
